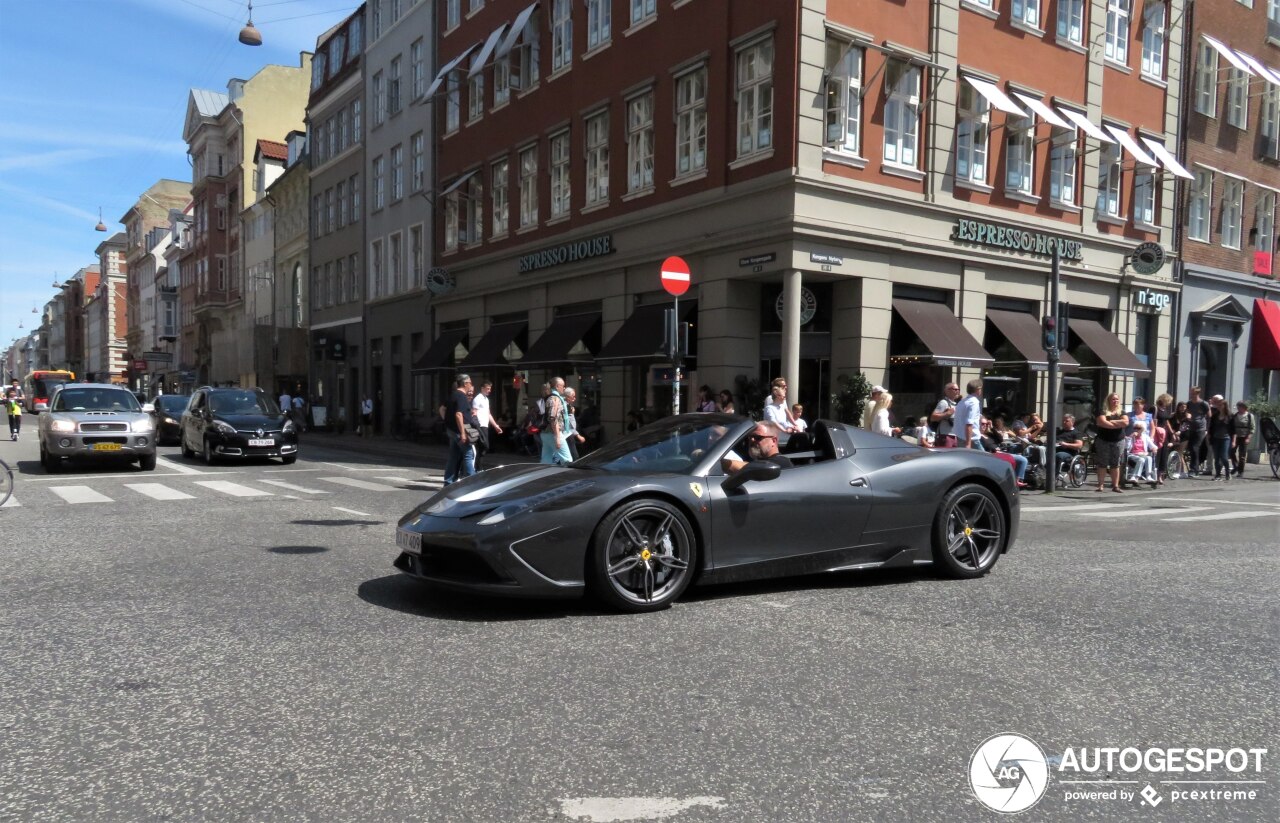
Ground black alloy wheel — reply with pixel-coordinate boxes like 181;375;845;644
589;499;697;613
932;483;1006;578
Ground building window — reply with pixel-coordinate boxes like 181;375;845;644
323;262;333;308
389;56;402;116
1133;167;1156;225
585;111;610;205
412;39;426;99
1256;191;1277;255
519;145;538;226
391;144;404;201
411;131;424;192
1012;0;1040;28
824;39;862;156
349;15;362;55
469;0;483;13
410;225;424;289
552;0;573;72
1262;86;1280;160
1104;0;1130;65
955;81;988;184
736;38;773;158
492;159;509;236
350;173;361;220
675;68;708;175
338;180;347;228
1098;143;1122;217
468;72;485;121
336;257;346;304
444;192;459;251
466;175;484;244
495;57;510;106
1222;179;1244;249
630;0;656;26
1049;128;1076;205
1272;0;1280;38
1005;115;1034;194
373;71;385;126
338;108;349;151
550;131;571;217
326;188;335;232
1226;69;1249;129
446;72;461;132
446;0;460;29
1057;0;1084;45
1140;3;1165;79
347;253;358;301
588;0;611;48
373;155;386;210
311;54;326;90
370;239;384;298
627;93;655;193
389;232;403;293
512;10;540;90
1188;169;1212;241
372;0;382;38
352;98;362;139
883;61;921;168
1194;43;1217;117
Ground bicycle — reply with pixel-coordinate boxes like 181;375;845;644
0;457;13;508
1261;417;1280;480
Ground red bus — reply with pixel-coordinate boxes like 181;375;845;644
22;370;76;413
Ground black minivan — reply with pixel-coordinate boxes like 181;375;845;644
180;387;298;465
148;394;191;445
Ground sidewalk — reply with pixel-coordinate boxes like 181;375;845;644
1025;469;1277;503
303;429;541;469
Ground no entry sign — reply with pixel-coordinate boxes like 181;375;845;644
660;256;690;297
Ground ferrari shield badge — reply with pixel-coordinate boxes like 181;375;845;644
688;482;703;498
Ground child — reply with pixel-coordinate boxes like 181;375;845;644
1125;420;1157;485
5;389;20;441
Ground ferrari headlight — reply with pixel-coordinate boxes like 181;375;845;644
212;420;237;436
132;418;154;432
477;506;514;526
50;419;75;433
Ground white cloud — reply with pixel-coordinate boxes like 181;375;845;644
0;148;101;173
0;122;187;156
0;181;102;223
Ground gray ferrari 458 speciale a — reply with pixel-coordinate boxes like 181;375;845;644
394;413;1020;612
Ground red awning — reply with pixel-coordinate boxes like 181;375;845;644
1249;298;1280;370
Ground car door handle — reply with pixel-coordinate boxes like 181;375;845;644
849;478;867;487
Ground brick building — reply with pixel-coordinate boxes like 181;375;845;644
1172;0;1280;404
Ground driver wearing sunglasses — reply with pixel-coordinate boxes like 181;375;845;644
722;422;794;474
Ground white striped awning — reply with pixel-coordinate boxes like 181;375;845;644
423;43;478;100
1232;50;1280;87
1056;107;1115;143
1105;125;1158;167
496;3;539;59
1011;92;1072;129
962;76;1027;116
469;24;510;78
1139;137;1193;180
1202;34;1255;74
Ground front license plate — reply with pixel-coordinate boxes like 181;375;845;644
92;443;122;451
396;529;423;554
248;438;274;447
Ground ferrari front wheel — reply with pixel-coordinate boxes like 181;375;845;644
590;499;697;613
932;483;1006;578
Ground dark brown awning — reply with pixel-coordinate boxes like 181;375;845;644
891;299;994;367
517;312;601;365
411;328;468;374
1067;318;1150;374
597;301;696;361
987;309;1079;372
458;321;526;369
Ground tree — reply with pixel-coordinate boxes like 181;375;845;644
831;373;872;426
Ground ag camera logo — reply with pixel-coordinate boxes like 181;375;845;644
969;733;1050;813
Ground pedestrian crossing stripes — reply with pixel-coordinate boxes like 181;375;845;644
49;486;114;504
1163;510;1280;523
1077;506;1213;519
257;479;330;494
375;475;443;488
1019;503;1141;514
2;495;20;508
124;483;195;501
192;480;273;498
318;476;402;492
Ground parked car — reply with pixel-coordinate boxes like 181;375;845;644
38;383;157;472
148;394;191;445
180;386;298;465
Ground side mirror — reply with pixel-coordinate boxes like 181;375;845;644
142;403;155;413
721;460;783;492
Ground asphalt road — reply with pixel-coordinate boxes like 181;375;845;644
1;420;1276;822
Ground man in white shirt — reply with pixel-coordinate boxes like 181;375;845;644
952;379;985;450
471;380;503;468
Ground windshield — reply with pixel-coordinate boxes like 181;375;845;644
35;378;71;397
52;388;141;412
575;413;744;475
156;396;190;414
210;392;276;416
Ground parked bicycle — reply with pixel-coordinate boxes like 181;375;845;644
1262;417;1280;480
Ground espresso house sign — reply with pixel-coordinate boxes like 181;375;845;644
518;234;615;274
952;219;1083;262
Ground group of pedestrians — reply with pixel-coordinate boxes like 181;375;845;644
1164;387;1257;481
442;374;508;484
276;384;309;433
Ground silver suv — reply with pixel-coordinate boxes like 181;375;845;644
39;383;158;472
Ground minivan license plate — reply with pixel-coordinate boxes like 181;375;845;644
248;438;274;447
396;529;422;553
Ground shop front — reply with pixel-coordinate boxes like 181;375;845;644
1176;265;1280;404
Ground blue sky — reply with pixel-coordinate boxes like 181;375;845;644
0;0;357;356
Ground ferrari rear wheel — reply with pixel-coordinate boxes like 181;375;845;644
590;499;697;612
932;484;1006;578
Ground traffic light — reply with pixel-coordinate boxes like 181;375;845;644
1042;315;1057;351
